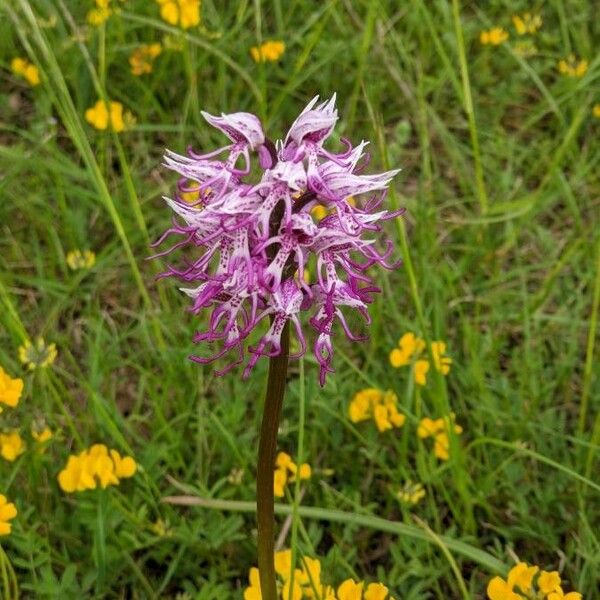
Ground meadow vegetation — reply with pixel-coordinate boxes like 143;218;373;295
0;1;599;598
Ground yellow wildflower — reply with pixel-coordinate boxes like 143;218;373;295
480;28;509;45
273;451;311;497
11;57;41;86
396;480;426;506
593;104;600;119
129;43;162;76
558;55;588;78
548;593;582;600
487;576;523;600
0;432;25;462
413;359;430;386
512;13;542;35
110;449;137;478
364;583;391;600
487;562;581;600
337;579;364;600
348;388;405;432
250;40;285;63
18;338;57;370
507;562;538;594
0;495;17;536
156;0;201;29
418;415;462;461
66;249;96;270
58;444;137;493
244;567;261;600
431;342;452;375
538;571;562;595
0;367;24;408
87;0;112;27
273;466;288;498
32;426;53;444
85;99;135;132
389;332;425;367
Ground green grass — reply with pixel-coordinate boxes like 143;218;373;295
1;0;599;598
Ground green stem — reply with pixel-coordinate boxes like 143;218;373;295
257;321;290;600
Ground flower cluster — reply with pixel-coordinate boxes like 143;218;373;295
66;249;96;270
18;338;57;370
389;333;451;386
273;451;311;498
512;13;542;35
250;40;285;63
129;43;162;76
57;444;137;493
11;57;40;86
154;95;400;384
244;550;394;599
0;431;25;462
558;55;588;78
348;388;405;432
480;27;509;46
396;480;426;506
85;99;134;132
0;367;24;409
0;495;17;537
487;562;581;600
156;0;201;29
87;0;113;26
417;415;462;461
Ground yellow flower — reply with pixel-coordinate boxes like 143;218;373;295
417;417;443;439
58;444;137;493
87;0;112;27
274;466;287;498
244;567;261;600
538;571;562;595
66;249;96;270
274;451;311;497
0;367;24;408
337;579;364;600
419;415;462;461
348;388;405;432
11;57;41;86
593;104;600;119
129;43;162;76
110;449;137;478
512;13;542;35
0;495;17;536
431;342;452;375
0;432;25;462
548;593;582;600
18;338;57;370
156;0;201;29
85;100;134;132
413;360;429;385
396;480;426;506
389;332;425;367
507;562;538;594
32;426;53;444
480;28;509;45
250;40;285;63
558;55;588;78
364;583;391;600
486;576;523;600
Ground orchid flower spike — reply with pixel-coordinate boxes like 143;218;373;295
154;95;402;385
